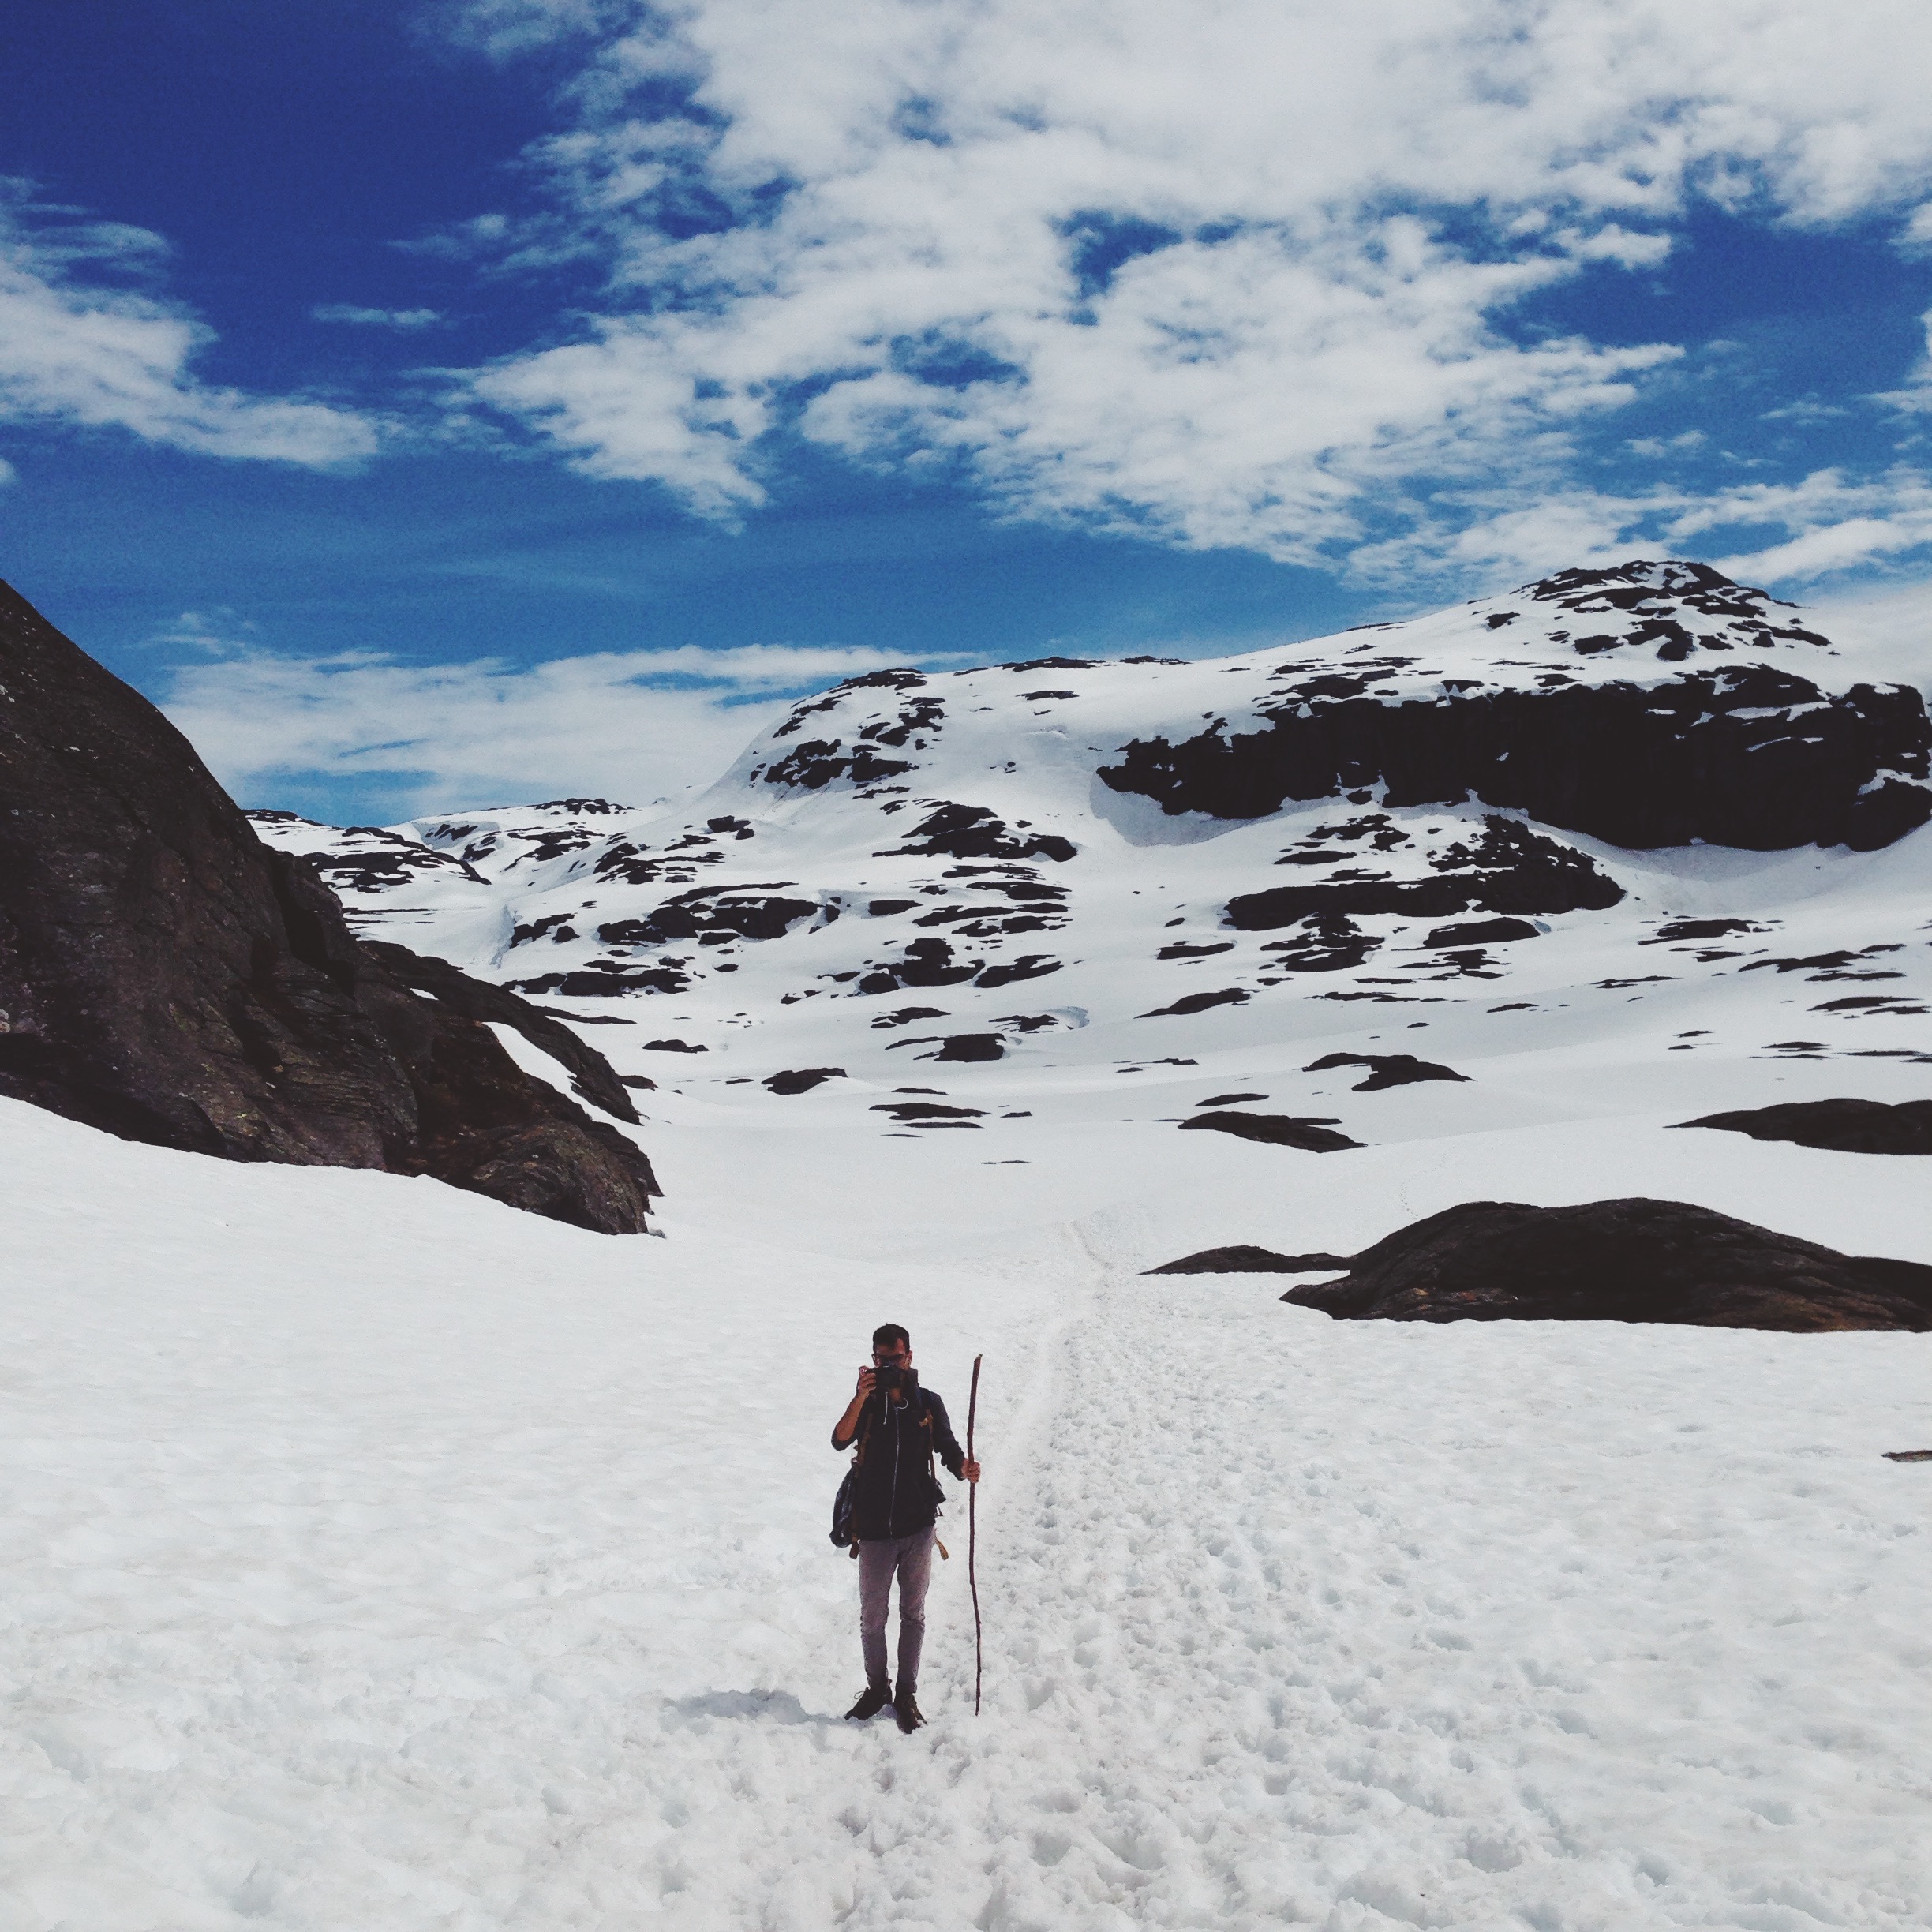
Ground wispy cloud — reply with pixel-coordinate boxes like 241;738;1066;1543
143;608;262;658
1342;468;1932;588
312;303;444;331
1873;307;1932;414
159;638;960;816
438;0;1932;579
0;181;378;466
1809;575;1932;696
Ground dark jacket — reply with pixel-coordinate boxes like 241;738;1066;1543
832;1387;966;1541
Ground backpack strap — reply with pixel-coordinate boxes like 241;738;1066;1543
850;1396;878;1468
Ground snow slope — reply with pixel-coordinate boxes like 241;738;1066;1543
7;564;1932;1928
7;1080;1932;1929
245;563;1932;1160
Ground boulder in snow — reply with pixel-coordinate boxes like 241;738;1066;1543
1282;1198;1932;1330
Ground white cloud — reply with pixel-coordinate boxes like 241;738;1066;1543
159;639;958;814
1627;431;1709;456
1873;307;1932;414
1808;575;1932;696
1900;204;1932;253
432;0;626;61
143;608;261;658
444;0;1932;575
312;304;444;331
0;185;379;466
1337;467;1932;589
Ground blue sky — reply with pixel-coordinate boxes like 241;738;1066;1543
6;0;1932;822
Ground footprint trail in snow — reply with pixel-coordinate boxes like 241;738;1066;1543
632;1277;1932;1930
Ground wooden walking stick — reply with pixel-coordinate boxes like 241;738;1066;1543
968;1351;983;1716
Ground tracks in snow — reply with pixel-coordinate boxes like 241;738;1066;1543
639;1275;1932;1930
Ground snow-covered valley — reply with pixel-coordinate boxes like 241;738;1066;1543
6;563;1932;1928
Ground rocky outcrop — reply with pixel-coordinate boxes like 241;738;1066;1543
0;578;658;1234
1099;564;1931;852
1223;816;1624;930
1178;1111;1361;1151
1280;1199;1932;1331
1303;1052;1468;1091
1146;1245;1351;1274
358;939;641;1124
764;1067;845;1094
1675;1099;1932;1156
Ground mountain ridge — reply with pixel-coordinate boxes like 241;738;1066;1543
245;563;1930;1178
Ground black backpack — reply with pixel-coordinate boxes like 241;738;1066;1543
830;1391;945;1553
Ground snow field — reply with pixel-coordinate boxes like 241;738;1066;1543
6;1089;1932;1929
0;1103;1044;1930
948;1283;1932;1931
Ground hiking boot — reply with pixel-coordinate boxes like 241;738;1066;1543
844;1681;892;1720
893;1684;927;1733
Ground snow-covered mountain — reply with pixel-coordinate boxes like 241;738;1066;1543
13;561;1932;1927
249;561;1930;1152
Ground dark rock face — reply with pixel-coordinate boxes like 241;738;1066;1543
975;953;1061;990
871;1099;984;1125
1281;1198;1932;1331
1226;817;1623;930
1675;1099;1932;1156
764;1067;845;1095
932;1033;1005;1062
1642;916;1770;945
852;936;1062;997
874;802;1076;864
1146;1245;1352;1274
1304;1052;1469;1091
360;941;639;1122
593;884;819;947
505;961;691;998
1178;1111;1361;1151
1099;575;1931;852
0;578;658;1234
1426;916;1541;947
754;673;940;791
1140;988;1252;1017
1258;915;1380;972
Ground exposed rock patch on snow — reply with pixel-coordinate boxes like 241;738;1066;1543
1145;1244;1353;1274
1678;1096;1932;1155
1178;1110;1362;1151
1099;562;1932;850
1283;1198;1932;1331
763;1066;846;1095
1303;1051;1470;1091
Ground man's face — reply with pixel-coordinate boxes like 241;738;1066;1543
872;1337;912;1370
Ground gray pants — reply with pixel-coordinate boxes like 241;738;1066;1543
858;1529;934;1690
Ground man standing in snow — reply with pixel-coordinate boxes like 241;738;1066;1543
833;1324;979;1732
